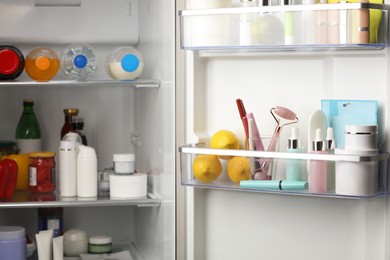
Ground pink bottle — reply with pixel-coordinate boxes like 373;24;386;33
310;128;328;193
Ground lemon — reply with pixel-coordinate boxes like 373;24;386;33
227;156;251;183
210;129;240;159
192;155;222;183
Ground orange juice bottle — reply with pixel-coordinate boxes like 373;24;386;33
25;47;60;81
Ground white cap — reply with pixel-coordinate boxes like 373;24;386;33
113;153;135;162
0;226;25;240
88;235;112;245
77;145;97;159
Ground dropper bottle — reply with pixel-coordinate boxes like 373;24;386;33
326;127;336;192
309;128;328;193
286;127;305;181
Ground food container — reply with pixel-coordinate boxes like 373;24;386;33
28;152;56;193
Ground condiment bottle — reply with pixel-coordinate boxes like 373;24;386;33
105;46;144;80
15;99;42;154
25;47;60;81
61;108;79;140
0;45;25;80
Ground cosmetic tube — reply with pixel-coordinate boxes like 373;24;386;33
53;236;64;260
77;145;98;197
240;180;308;190
309;128;328;193
36;229;54;260
286;127;305;181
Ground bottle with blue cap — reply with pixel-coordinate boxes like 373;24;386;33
105;46;144;80
61;43;97;80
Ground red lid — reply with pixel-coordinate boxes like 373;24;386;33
0;49;20;75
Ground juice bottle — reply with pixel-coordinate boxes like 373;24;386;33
25;47;60;81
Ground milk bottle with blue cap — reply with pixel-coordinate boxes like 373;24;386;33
105;46;144;80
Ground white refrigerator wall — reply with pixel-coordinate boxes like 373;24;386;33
182;49;390;259
0;0;176;259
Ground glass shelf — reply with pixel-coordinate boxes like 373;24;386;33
179;3;390;51
0;191;161;208
179;144;389;199
0;79;160;88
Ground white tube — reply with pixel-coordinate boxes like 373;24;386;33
53;236;64;260
59;141;77;197
36;230;53;260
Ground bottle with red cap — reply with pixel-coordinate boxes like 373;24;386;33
0;45;25;80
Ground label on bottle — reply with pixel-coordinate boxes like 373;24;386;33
29;167;37;186
16;139;42;153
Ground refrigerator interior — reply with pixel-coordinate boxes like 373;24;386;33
178;2;390;260
0;0;175;260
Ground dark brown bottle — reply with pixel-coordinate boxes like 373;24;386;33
61;108;79;140
72;116;87;145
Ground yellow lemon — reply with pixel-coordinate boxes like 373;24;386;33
192;155;222;183
210;129;240;159
227;156;251;183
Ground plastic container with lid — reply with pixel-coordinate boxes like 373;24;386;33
88;235;112;254
113;153;135;174
25;47;60;81
0;226;26;260
61;43;97;81
105;46;144;80
63;229;88;257
28;151;56;193
0;46;25;80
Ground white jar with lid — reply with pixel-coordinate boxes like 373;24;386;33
105;46;143;80
113;153;135;174
0;226;26;260
344;125;378;150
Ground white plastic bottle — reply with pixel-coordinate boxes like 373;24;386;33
105;46;144;80
59;141;77;197
61;43;97;80
77;145;97;197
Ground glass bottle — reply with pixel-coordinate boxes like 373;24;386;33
15;99;42;153
71;116;87;145
61;108;79;140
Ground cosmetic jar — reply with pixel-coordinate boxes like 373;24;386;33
63;228;88;256
88;235;112;254
335;148;378;196
344;125;378;150
113;153;135;174
0;226;26;260
110;173;147;198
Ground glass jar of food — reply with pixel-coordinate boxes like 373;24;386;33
28;152;56;193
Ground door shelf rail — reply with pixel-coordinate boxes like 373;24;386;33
179;3;390;51
0;191;161;208
0;79;161;88
179;144;389;199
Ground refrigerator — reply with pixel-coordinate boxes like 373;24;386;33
0;0;389;260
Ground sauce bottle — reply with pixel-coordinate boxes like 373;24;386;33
61;108;79;140
25;47;60;81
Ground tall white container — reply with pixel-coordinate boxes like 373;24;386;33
59;141;77;197
77;145;97;197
